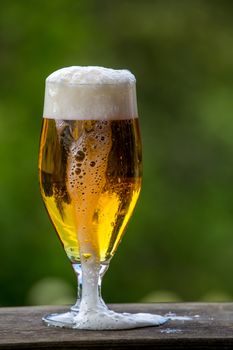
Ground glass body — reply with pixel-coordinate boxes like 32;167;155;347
39;118;142;264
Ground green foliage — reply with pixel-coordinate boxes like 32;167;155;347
1;0;233;305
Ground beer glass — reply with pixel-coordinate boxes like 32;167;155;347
38;66;166;329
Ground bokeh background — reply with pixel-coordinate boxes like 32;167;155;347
1;0;233;306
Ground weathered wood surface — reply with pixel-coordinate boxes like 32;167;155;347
0;303;233;349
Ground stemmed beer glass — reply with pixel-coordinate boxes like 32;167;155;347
38;66;166;329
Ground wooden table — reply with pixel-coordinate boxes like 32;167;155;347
0;303;233;349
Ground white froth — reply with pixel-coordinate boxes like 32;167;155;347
44;259;167;330
72;309;167;330
43;66;138;120
46;66;136;85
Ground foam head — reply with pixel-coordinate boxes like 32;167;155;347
43;66;138;120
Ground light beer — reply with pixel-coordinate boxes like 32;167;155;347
39;117;142;263
39;66;166;329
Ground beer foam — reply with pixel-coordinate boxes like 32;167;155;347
43;66;138;120
71;260;167;330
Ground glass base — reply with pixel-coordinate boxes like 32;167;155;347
42;311;77;329
42;307;167;330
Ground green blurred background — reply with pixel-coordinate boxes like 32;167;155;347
1;0;233;306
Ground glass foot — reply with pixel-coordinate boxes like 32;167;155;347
42;311;77;328
42;307;167;330
72;309;167;330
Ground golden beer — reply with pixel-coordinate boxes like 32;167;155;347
40;66;166;330
39;117;142;264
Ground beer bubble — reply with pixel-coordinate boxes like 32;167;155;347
75;150;85;161
75;168;81;175
90;161;95;167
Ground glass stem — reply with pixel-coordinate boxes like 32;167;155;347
71;261;109;311
71;263;82;311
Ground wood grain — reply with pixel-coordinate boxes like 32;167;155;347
0;303;233;349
